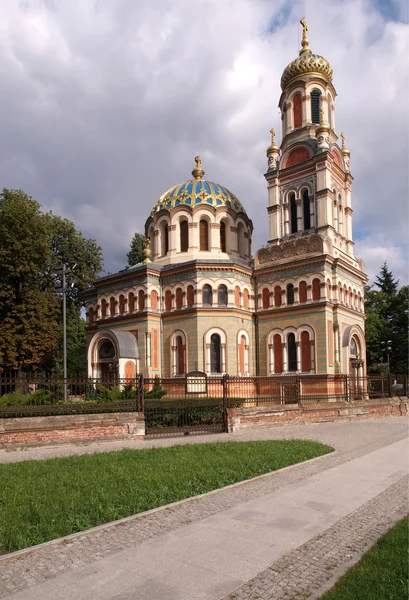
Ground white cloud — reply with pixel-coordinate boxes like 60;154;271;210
0;0;407;282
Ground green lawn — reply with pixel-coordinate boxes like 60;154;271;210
0;439;332;553
321;516;409;600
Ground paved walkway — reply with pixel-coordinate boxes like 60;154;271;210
0;418;408;600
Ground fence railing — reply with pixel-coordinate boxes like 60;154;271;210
0;373;407;418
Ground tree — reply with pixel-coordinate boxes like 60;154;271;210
0;189;103;373
127;232;145;266
365;263;408;374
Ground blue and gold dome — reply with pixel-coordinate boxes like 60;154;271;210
151;156;246;216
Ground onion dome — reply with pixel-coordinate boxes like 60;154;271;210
280;18;333;91
151;156;246;215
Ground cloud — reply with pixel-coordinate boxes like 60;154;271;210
0;0;407;285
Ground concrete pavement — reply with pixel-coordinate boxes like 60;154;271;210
0;417;408;600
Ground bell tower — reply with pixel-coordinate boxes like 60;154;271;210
266;17;355;262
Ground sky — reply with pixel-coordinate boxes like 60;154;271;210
0;0;408;286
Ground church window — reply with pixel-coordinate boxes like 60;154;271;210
293;93;302;128
160;221;169;256
326;280;331;300
274;285;282;307
200;219;209;251
148;226;155;257
203;284;212;306
128;293;135;313
109;297;116;317
235;286;241;307
176;287;183;309
287;284;294;305
287;333;297;372
311;89;321;124
237;222;246;257
273;334;283;374
176;335;185;375
151;290;158;310
180;220;189;252
99;340;115;360
118;295;125;315
138;290;145;311
312;279;321;301
220;221;227;252
218;285;227;306
238;334;246;375
303;190;311;230
299;281;307;303
187;285;194;307
88;307;95;325
262;287;270;309
301;331;311;372
243;288;249;309
165;290;172;311
210;333;221;373
290;194;297;234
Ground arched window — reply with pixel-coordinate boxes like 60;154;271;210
311;89;321;124
287;284;294;305
235;286;241;308
99;339;115;360
238;334;246;375
288;333;297;372
299;281;307;303
243;288;249;309
338;194;343;236
88;307;95;325
175;287;183;309
274;285;282;307
151;290;158;311
293;93;302;128
312;279;321;301
218;284;227;306
237;222;246;257
165;290;172;311
138;290;145;311
220;221;227;252
200;219;209;251
118;295;125;315
303;190;311;230
128;293;135;313
176;335;185;375
203;284;212;306
327;280;331;300
358;293;362;311
273;334;283;374
338;283;342;303
290;193;297;234
160;221;169;256
210;333;221;373
180;220;189;252
301;331;311;372
148;226;155;257
262;287;270;309
187;285;194;307
109;297;116;317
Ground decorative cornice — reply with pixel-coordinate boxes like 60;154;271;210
255;235;324;266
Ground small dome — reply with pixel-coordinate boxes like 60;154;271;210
280;52;333;90
151;157;246;216
280;17;333;91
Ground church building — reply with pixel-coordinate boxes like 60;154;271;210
84;19;367;381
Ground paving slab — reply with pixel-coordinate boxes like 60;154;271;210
0;418;408;600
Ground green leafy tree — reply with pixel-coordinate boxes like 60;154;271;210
365;263;408;374
127;232;145;266
0;189;103;373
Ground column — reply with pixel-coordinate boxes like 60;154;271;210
268;344;274;374
145;333;151;368
334;326;340;364
296;199;303;231
221;344;226;373
310;340;316;372
205;343;211;373
172;344;177;377
244;345;249;375
282;342;288;373
296;341;301;371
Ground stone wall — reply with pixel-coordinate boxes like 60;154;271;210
0;412;145;449
227;398;408;432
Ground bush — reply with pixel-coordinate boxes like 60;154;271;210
0;389;53;406
144;377;167;399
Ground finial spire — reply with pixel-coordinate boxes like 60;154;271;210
299;17;311;56
340;132;346;149
192;155;205;180
270;128;276;145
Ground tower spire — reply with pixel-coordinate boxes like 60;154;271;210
299;17;311;56
192;155;205;180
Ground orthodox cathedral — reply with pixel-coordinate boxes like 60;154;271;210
85;19;367;381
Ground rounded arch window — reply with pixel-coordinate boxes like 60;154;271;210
109;297;116;317
287;284;294;305
287;333;297;372
274;286;282;307
293;92;302;128
187;285;194;307
200;219;209;251
180;220;189;252
165;290;172;311
101;299;107;318
128;292;135;313
210;333;221;373
243;288;249;309
235;286;241;308
138;289;145;311
290;193;297;234
160;221;169;256
99;340;115;360
176;287;183;310
303;190;311;230
151;290;158;310
118;295;125;315
218;284;227;306
299;281;307;303
203;284;212;306
312;278;321;301
262;287;270;309
311;88;322;124
220;221;227;253
350;337;359;356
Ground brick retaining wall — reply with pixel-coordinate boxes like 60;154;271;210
0;412;145;449
227;398;408;432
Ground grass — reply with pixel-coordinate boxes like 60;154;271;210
320;516;409;600
0;439;332;553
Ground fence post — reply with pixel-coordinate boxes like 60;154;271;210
345;375;349;402
222;374;229;432
387;375;391;398
138;373;144;413
296;375;300;404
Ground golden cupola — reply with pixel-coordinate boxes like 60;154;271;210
280;18;333;91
